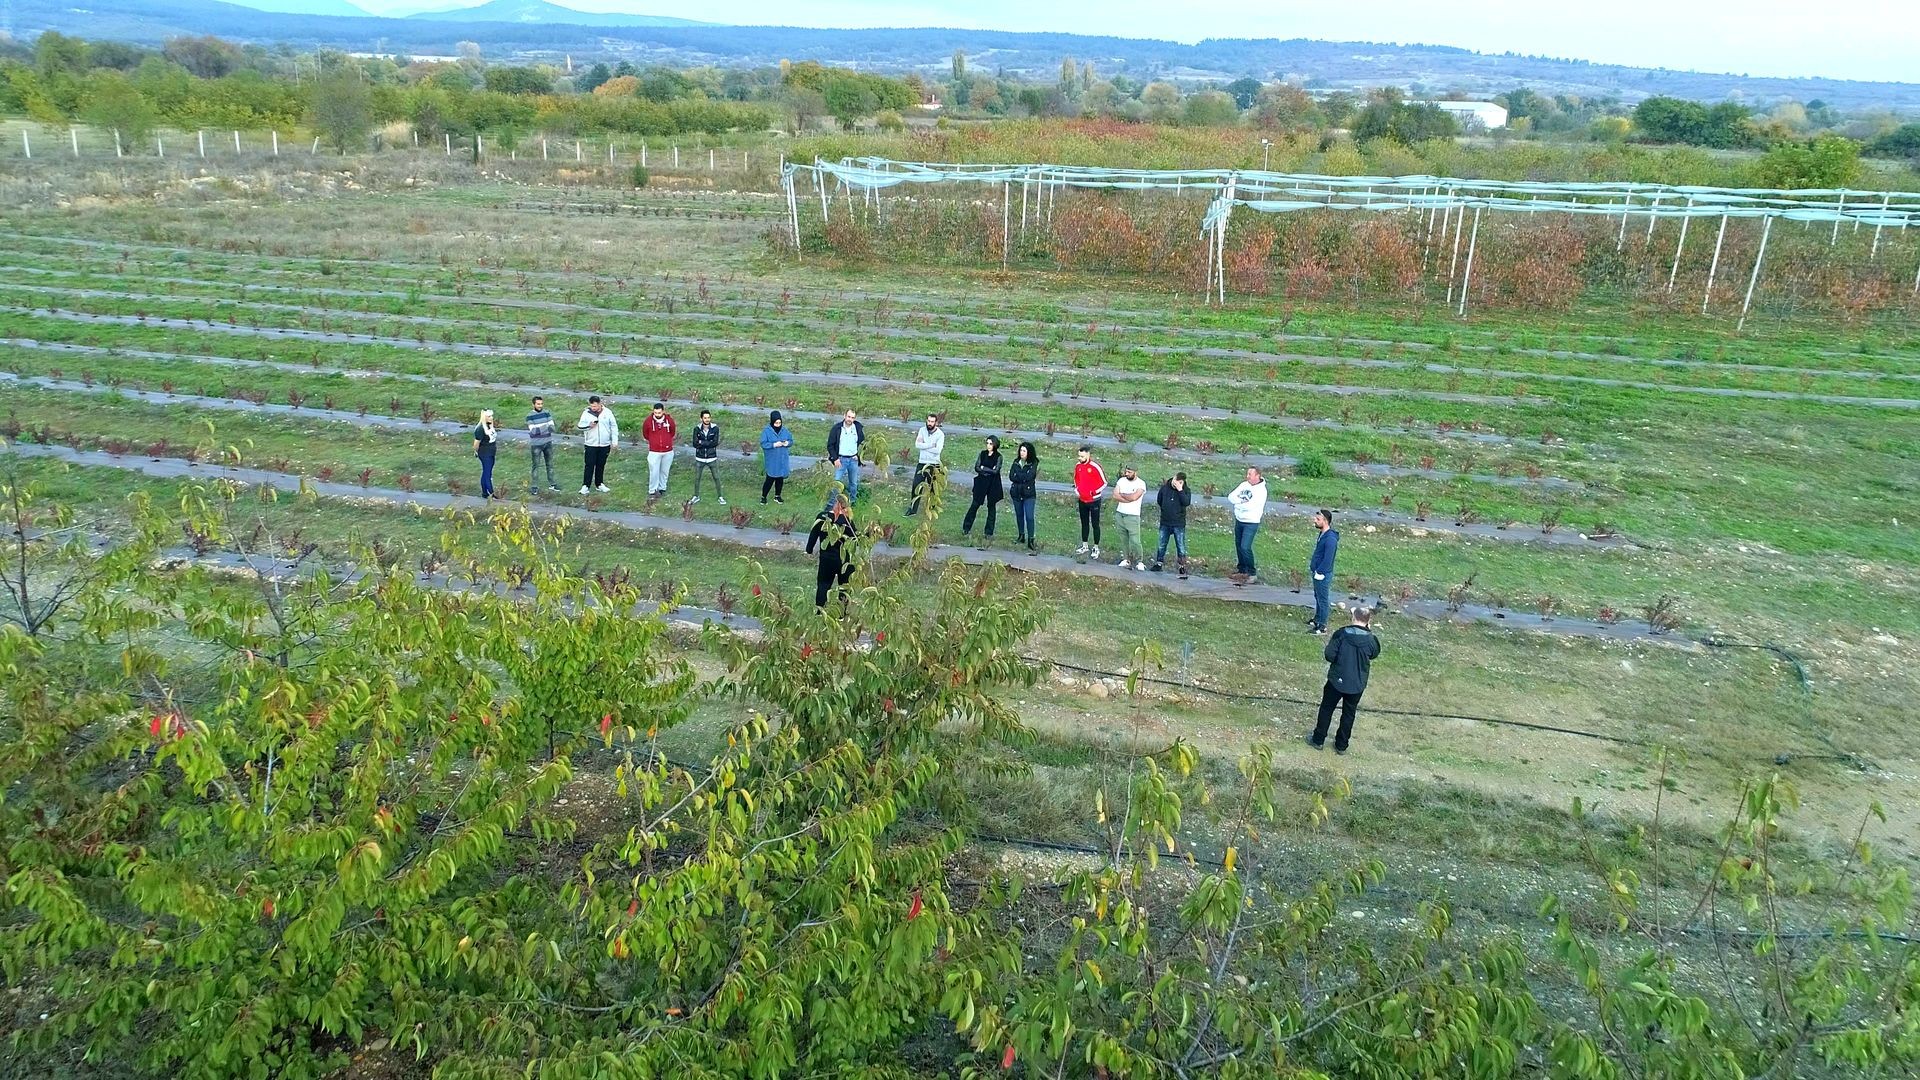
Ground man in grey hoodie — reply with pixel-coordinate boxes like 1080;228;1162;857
1309;606;1381;754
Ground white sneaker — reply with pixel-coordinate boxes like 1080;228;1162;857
1074;542;1089;555
579;485;590;495
1117;559;1132;570
718;497;727;505
596;484;611;493
1091;546;1101;560
688;495;700;504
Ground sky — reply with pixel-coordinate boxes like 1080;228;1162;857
355;0;1920;84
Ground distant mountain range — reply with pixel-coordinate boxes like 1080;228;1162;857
402;0;704;27
10;0;1920;111
229;0;370;15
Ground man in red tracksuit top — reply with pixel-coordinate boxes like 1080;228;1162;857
642;402;676;504
1072;445;1107;561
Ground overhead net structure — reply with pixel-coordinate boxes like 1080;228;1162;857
779;157;1920;325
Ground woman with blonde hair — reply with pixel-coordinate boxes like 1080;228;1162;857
474;409;500;499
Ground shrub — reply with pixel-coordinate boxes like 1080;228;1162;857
1294;452;1332;479
631;163;651;188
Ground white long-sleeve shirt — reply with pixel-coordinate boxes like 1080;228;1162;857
914;425;945;465
577;406;619;448
1228;480;1267;523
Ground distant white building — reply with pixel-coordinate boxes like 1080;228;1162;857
1419;101;1509;130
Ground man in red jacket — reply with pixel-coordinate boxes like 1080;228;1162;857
642;402;676;505
1072;445;1107;562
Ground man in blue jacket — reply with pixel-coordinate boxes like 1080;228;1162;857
1308;509;1339;634
827;409;865;506
1310;606;1380;754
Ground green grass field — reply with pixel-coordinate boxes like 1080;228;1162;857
3;173;1918;944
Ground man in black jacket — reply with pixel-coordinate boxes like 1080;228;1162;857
1310;606;1380;754
806;495;856;610
1149;472;1192;577
689;410;724;505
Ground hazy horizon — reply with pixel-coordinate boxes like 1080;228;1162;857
324;0;1920;85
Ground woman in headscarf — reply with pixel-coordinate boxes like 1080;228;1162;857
759;410;792;503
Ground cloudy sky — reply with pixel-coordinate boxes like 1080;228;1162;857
362;0;1920;83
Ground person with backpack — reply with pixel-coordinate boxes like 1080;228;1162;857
806;494;856;609
1310;606;1381;754
1009;442;1040;554
1072;446;1107;562
526;396;558;493
1150;472;1191;577
641;402;676;505
689;409;724;505
960;435;1004;546
473;409;499;499
1308;509;1341;633
760;411;792;503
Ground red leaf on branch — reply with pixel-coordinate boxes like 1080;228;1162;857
800;644;813;659
149;714;164;736
600;713;614;736
874;631;885;643
1002;1045;1016;1069
907;892;922;920
261;897;275;918
750;583;761;597
627;898;639;917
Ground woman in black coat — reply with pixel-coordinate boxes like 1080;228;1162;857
806;495;856;609
1009;442;1039;553
960;435;1004;546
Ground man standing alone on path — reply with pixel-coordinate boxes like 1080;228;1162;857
907;413;945;517
526;396;558;493
1227;466;1268;584
1112;465;1146;569
1072;445;1107;561
1308;509;1340;633
827;409;865;505
1150;472;1191;576
690;409;724;505
577;396;618;494
642;402;676;505
1310;606;1380;754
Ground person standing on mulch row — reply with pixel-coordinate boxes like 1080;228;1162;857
577;396;618;495
473;409;499;500
907;414;945;517
760;410;791;504
689;409;724;505
525;396;558;493
807;494;856;610
1112;465;1146;569
1072;446;1106;561
1308;509;1340;633
642;402;676;505
1227;466;1267;584
1151;472;1191;577
1310;606;1380;754
827;409;865;505
961;435;1004;547
1009;442;1039;554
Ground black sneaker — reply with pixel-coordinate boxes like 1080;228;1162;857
1334;746;1348;755
1307;737;1325;750
1149;561;1164;572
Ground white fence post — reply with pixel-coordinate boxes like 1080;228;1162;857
673;145;679;167
641;141;647;166
542;139;548;160
709;148;714;170
156;136;163;157
445;133;451;156
71;126;80;157
233;130;241;153
198;130;205;158
1736;215;1774;331
574;140;581;162
312;136;320;154
20;130;29;158
272;131;279;156
113;129;123;158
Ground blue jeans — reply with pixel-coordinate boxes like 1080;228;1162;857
478;454;495;498
1155;525;1187;561
834;457;859;502
1312;573;1331;628
1014;496;1036;541
1232;521;1259;576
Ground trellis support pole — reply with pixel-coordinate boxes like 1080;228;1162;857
1457;207;1482;317
1737;215;1773;331
1702;214;1729;314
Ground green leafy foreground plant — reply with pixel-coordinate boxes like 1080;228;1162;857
1;469;1915;1079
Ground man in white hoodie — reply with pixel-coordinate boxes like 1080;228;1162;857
577;396;619;494
906;413;945;517
1227;466;1267;584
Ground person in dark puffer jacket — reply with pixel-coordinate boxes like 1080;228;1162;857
689;409;724;505
1310;606;1381;754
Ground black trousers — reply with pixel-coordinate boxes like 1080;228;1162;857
961;492;1000;535
1312;681;1363;751
908;464;941;516
1078;499;1102;544
761;475;786;500
582;445;611;488
814;563;854;608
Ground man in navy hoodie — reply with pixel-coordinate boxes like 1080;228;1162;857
1308;509;1339;633
1310;606;1380;754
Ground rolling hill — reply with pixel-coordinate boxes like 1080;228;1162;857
402;0;705;27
